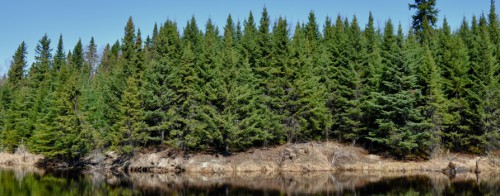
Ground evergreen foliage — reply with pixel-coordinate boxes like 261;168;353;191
1;4;500;160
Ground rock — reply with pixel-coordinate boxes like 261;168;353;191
236;161;263;172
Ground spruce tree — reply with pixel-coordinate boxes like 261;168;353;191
51;35;66;86
289;19;332;142
31;43;85;159
419;45;448;155
112;76;146;154
464;18;500;153
169;42;204;150
368;21;426;158
409;0;439;42
7;42;28;88
84;37;98;78
72;39;84;70
141;20;181;145
122;17;137;77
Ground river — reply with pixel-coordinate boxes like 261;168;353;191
0;166;498;195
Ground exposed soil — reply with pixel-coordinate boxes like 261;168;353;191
85;141;500;174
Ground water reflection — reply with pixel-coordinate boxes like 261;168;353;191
0;166;499;195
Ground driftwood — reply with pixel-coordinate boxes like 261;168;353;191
475;157;482;174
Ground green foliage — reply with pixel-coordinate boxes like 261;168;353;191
7;42;28;88
409;0;439;42
2;6;500;160
112;76;146;154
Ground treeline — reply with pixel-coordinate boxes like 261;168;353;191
0;3;499;161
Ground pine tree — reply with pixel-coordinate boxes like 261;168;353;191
489;0;500;45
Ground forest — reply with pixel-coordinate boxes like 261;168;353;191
0;0;499;161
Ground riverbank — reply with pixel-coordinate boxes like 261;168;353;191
89;142;500;173
1;142;499;173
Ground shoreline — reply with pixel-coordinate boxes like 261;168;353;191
1;142;499;173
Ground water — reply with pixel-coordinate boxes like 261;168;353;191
0;166;499;195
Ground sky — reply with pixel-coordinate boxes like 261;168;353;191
0;0;497;75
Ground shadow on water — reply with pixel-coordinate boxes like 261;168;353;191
0;166;499;195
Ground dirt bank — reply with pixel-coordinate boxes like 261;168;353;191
1;142;497;173
85;142;500;173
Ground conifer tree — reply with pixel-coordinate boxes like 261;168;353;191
241;11;258;68
72;39;84;70
2;43;30;151
26;35;54;150
256;8;272;72
2;86;32;152
7;42;28;88
122;17;137;77
409;0;439;42
112;76;146;154
182;16;202;52
85;37;98;78
2;9;500;158
141;20;181;145
31;43;85;159
169;42;204;150
52;35;65;79
464;18;500;153
329;15;354;141
368;21;426;158
196;19;225;148
361;13;384;145
289;19;332;142
419;45;448;155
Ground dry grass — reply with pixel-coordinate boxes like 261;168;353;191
0;145;44;167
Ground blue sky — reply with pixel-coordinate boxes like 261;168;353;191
0;0;497;75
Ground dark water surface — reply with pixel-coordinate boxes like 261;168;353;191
0;166;499;195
